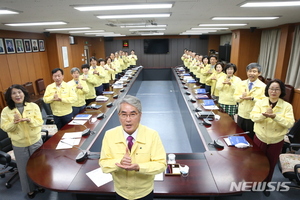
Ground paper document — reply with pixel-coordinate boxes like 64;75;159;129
56;138;81;149
73;114;92;120
86;168;113;187
154;172;164;181
68;119;87;125
62;132;82;139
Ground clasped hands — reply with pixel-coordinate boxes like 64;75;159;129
116;148;140;171
262;105;276;119
53;91;62;101
239;89;252;100
14;111;31;124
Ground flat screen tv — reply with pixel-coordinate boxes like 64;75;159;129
144;39;169;54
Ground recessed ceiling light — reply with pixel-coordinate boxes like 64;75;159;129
129;28;166;31
5;21;67;26
199;24;247;26
45;27;90;31
73;3;173;11
120;25;167;28
69;30;104;33
241;1;300;7
0;9;20;14
97;13;171;19
212;17;279;20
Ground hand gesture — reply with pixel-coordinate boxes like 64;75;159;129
241;89;247;98
53;91;61;101
115;148;140;171
262;105;276;118
77;82;83;89
14;111;21;123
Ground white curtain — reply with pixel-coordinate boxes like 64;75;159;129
286;25;300;89
258;29;281;78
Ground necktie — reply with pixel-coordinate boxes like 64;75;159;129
249;82;253;91
127;136;134;151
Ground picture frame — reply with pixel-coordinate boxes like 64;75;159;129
31;39;38;52
15;39;24;53
0;38;5;54
38;39;45;51
4;38;15;53
24;39;32;52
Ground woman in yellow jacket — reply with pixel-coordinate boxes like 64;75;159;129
216;63;241;118
205;62;225;101
250;79;294;196
1;84;44;198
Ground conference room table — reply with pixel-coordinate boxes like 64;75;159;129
27;67;269;199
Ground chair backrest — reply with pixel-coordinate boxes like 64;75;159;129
23;82;35;96
283;84;294;104
0;91;6;113
265;78;272;85
0;128;12;153
258;75;265;83
35;78;45;95
287;120;300;144
41;99;53;115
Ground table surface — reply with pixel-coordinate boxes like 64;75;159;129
27;68;269;197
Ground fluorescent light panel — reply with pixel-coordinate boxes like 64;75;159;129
103;34;126;37
5;21;67;26
180;32;204;35
97;13;170;19
141;33;164;36
89;32;115;35
129;28;166;31
120;25;167;28
74;3;172;11
199;24;247;26
0;9;19;14
241;1;300;7
45;27;90;31
191;28;228;30
212;17;279;20
69;30;104;33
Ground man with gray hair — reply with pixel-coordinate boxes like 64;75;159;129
99;95;166;200
233;63;266;139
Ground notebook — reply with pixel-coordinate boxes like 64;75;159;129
224;136;249;146
195;89;207;94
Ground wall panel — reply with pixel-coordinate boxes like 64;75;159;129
7;54;22;85
16;54;30;84
0;56;12;91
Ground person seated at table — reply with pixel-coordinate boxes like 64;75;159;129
1;84;45;199
250;79;294;196
205;62;225;101
99;95;166;200
80;64;97;106
43;68;77;130
68;67;89;117
216;63;241;118
234;63;266;139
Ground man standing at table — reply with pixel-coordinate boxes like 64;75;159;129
43;68;77;130
100;95;166;200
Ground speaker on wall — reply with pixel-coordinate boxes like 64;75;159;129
219;44;231;62
104;37;113;42
199;35;209;40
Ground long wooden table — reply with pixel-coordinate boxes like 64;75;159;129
27;67;269;199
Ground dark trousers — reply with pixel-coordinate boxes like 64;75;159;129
85;98;95;106
72;105;86;117
205;85;211;94
253;135;284;182
103;83;110;91
95;85;103;96
237;115;255;139
53;113;73;130
116;191;153;200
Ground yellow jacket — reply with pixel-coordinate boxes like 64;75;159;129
80;73;97;100
1;102;43;147
100;124;166;200
205;71;225;96
234;79;266;119
250;98;294;144
128;55;138;66
198;64;211;84
216;74;241;105
67;78;89;107
90;66;105;86
43;81;77;116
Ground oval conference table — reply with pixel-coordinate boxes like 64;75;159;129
27;67;269;199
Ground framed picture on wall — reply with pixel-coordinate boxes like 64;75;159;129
5;38;15;53
15;39;24;53
38;40;45;51
31;39;38;52
24;39;32;52
0;38;5;54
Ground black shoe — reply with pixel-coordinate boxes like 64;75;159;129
27;191;37;199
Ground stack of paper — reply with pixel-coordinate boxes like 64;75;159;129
56;132;82;149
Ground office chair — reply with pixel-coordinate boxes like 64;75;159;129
0;128;18;188
41;99;55;124
283;84;294;104
23;82;44;110
35;78;45;95
0;128;48;188
282;120;300;153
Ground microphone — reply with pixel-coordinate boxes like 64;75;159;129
202;110;215;126
60;140;88;162
70;121;92;136
212;131;250;149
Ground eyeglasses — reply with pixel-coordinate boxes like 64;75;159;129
268;88;281;92
119;112;139;119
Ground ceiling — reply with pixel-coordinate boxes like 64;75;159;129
1;0;300;37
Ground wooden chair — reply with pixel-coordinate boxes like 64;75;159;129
23;82;43;110
35;78;46;95
0;91;6;113
265;78;272;85
23;82;35;96
283;84;294;104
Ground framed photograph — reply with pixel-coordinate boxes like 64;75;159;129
15;39;24;53
0;38;5;54
5;38;15;53
38;40;45;51
24;39;32;52
31;39;38;52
